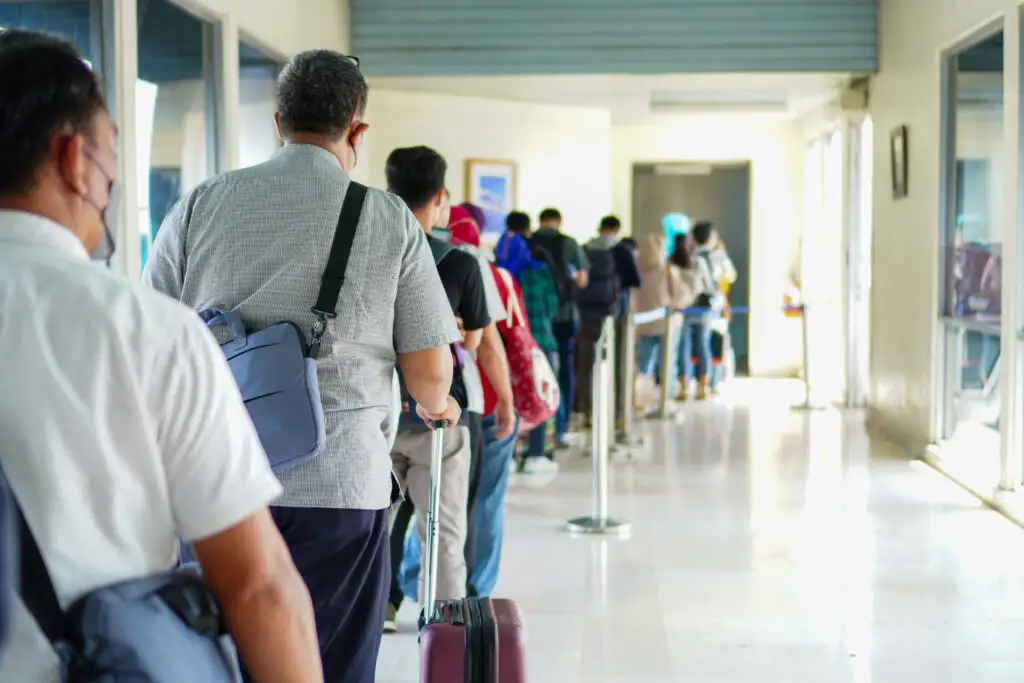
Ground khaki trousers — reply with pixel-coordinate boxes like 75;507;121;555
389;425;470;602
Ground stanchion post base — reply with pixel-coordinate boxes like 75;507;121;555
565;516;632;536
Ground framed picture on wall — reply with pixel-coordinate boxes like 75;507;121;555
890;125;909;199
464;159;517;239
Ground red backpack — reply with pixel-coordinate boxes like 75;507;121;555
480;265;559;431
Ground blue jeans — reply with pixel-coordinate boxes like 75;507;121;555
399;415;520;598
553;319;579;439
678;314;714;382
636;334;666;378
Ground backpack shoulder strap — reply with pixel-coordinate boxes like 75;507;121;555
428;236;455;265
312;181;368;324
0;468;67;646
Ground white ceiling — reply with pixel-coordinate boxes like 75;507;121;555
368;72;854;125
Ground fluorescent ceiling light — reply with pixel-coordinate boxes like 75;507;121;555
654;164;713;176
649;100;789;116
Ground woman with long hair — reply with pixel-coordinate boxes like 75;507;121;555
633;234;701;411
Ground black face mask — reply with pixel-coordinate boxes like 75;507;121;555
82;152;120;262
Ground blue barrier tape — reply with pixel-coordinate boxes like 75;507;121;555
632;304;804;323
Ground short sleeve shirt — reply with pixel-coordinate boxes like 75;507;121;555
432;236;491;333
144;144;460;509
0;212;282;681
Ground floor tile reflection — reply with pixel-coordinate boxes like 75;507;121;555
376;379;1024;682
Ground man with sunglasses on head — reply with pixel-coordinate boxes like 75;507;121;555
145;50;459;683
0;31;321;682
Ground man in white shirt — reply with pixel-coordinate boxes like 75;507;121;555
0;31;321;682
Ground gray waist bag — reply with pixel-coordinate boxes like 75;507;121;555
199;182;367;473
4;466;242;682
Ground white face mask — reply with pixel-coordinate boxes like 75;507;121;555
89;180;120;262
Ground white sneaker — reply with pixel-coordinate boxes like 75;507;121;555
522;457;559;475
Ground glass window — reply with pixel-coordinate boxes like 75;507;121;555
937;29;1004;486
137;0;221;271
239;40;284;168
943;32;1005;324
0;2;113;118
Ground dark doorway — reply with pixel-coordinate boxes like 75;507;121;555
631;163;752;374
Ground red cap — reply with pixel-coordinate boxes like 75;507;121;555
448;206;481;247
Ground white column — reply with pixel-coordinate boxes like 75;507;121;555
107;0;139;282
218;13;241;171
999;9;1023;491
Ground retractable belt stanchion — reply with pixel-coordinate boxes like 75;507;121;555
567;316;632;536
617;313;641;446
790;303;824;411
655;308;674;419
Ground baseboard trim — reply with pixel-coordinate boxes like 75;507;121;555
920;445;1024;531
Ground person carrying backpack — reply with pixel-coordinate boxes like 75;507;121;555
498;212;562;473
528;208;589;447
382;147;479;632
679;221;737;401
574;216;642;424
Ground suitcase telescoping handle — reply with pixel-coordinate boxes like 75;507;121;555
421;420;451;626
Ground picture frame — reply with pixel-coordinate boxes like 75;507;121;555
890;125;909;199
464;159;518;238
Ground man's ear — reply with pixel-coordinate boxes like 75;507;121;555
57;132;90;196
273;112;282;139
434;188;446;206
349;121;370;147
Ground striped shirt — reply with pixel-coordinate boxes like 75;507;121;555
144;144;460;510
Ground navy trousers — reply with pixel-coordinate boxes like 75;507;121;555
270;506;390;683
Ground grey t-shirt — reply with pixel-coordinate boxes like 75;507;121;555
144;143;460;509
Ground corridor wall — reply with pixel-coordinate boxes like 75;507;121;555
612;120;805;377
358;89;614;244
868;0;1012;452
186;0;348;55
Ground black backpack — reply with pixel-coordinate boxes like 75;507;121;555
576;246;620;318
528;232;575;305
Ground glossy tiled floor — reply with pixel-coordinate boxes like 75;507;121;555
376;380;1024;683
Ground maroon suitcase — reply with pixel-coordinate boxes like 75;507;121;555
418;427;528;683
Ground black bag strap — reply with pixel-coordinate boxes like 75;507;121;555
310;181;368;357
0;468;67;645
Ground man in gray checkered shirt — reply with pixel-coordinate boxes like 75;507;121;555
143;50;461;683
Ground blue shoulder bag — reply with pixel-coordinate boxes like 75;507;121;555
3;468;243;682
199;182;368;473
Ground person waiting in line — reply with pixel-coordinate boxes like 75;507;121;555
383;146;481;631
634;234;702;412
677;221;736;401
0;31;321;682
497;211;561;473
397;206;519;603
574;216;642;429
144;51;460;683
529;208;589;447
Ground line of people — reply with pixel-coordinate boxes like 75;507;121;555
0;31;737;683
634;225;737;409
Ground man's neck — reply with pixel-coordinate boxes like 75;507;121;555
412;207;433;233
0;191;84;245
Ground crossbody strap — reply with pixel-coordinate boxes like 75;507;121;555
310;181;369;357
0;468;67;645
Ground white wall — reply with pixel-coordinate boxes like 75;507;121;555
358;89;614;243
186;0;348;57
612;119;805;377
868;0;1011;450
149;76;279;191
